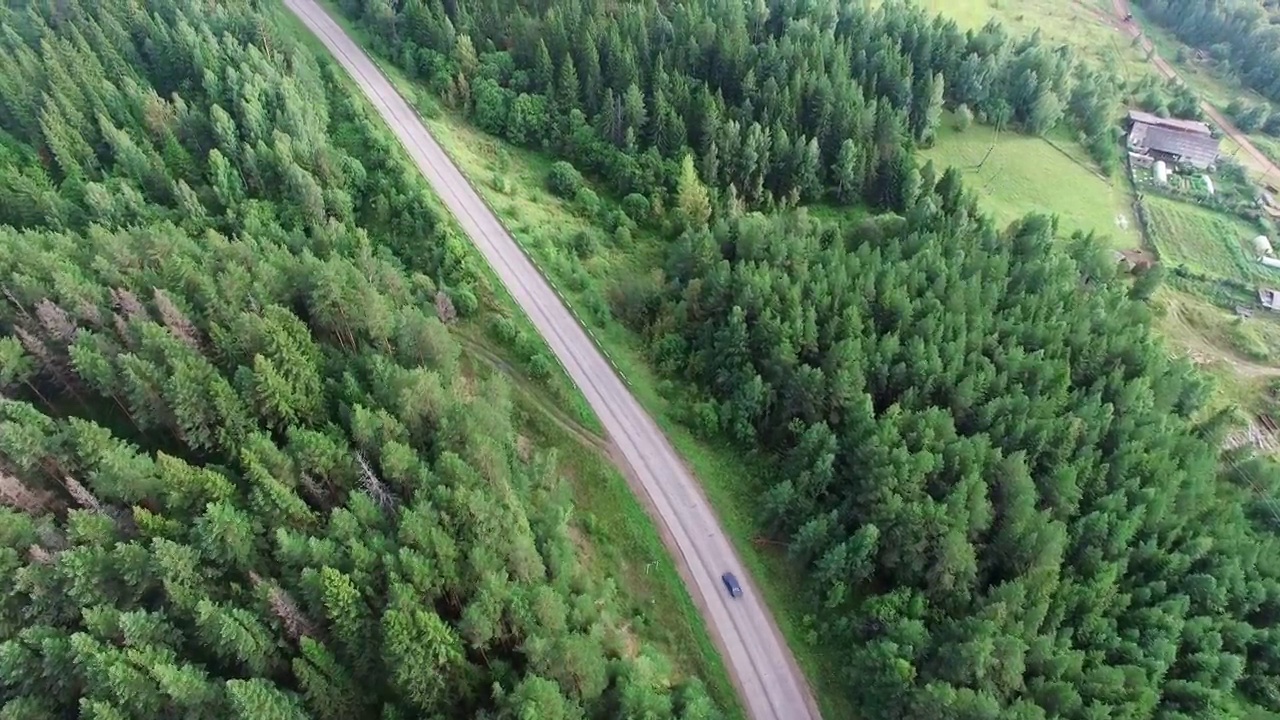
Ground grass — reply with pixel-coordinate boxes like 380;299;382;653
922;115;1142;248
1142;193;1268;281
896;0;1148;73
275;5;740;715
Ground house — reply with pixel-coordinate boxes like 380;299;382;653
1127;122;1221;169
1259;288;1280;311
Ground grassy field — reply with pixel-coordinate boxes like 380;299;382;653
1142;194;1268;281
902;0;1149;70
922;116;1142;248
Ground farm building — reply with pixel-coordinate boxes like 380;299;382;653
1125;110;1220;170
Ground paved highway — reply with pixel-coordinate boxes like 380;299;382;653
282;1;822;718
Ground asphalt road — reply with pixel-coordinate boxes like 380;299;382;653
282;1;822;718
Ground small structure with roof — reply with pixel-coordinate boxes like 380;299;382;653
1153;160;1169;184
1260;288;1280;311
1113;248;1155;273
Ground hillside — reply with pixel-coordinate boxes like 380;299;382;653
0;1;727;717
323;0;1280;716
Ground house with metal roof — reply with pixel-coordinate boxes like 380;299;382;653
1127;120;1220;170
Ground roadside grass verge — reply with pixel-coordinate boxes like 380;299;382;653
1142;194;1268;281
922;114;1142;248
287;2;859;717
276;5;740;714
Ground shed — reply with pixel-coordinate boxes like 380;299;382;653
1260;288;1280;311
1113;249;1155;273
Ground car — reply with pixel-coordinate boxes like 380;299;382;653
721;572;743;598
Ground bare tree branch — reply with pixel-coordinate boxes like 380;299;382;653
354;451;396;514
0;469;55;514
35;300;78;343
153;288;202;351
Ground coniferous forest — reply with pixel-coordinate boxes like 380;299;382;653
327;0;1280;717
1;0;1279;718
0;1;720;718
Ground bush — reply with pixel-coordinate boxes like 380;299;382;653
547;160;584;199
451;285;478;317
574;187;601;217
622;192;651;222
527;352;555;379
569;229;599;260
582;289;612;324
490;315;519;344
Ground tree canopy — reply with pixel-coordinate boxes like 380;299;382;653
0;0;720;717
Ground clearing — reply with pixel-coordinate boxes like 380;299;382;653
922;116;1141;247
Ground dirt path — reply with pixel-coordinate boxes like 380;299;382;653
1160;294;1280;379
1107;0;1280;180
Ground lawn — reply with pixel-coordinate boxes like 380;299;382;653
922;116;1142;248
1142;193;1268;281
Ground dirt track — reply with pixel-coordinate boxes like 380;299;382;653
1108;0;1280;181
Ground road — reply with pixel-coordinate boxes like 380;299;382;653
282;1;822;718
1109;0;1280;181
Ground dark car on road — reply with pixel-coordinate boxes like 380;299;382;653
721;572;743;598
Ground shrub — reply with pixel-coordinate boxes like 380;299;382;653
569;229;599;260
547;161;584;199
574;186;600;216
622;192;651;222
527;352;554;379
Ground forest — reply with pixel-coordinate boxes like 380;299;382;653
0;0;721;718
1134;0;1280;107
325;0;1280;717
339;0;1124;206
